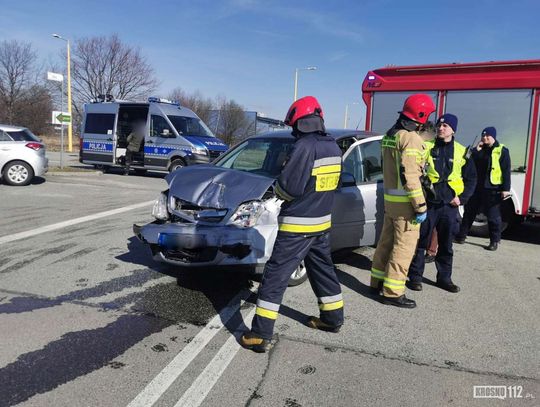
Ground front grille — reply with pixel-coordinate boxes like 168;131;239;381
163;247;218;263
171;197;227;223
209;151;222;160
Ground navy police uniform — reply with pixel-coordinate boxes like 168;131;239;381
457;140;511;245
408;137;476;285
250;130;344;340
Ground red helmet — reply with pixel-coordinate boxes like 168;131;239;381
284;96;324;127
401;94;436;124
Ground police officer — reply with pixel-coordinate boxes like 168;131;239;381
455;127;511;251
241;96;344;353
370;94;435;308
407;114;477;293
124;121;145;175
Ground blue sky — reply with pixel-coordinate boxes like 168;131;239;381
1;0;539;128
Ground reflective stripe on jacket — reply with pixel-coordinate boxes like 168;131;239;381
425;139;467;196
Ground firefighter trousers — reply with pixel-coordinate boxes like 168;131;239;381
371;214;420;297
251;232;344;340
409;203;459;284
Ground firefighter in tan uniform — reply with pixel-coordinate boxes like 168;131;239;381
370;94;436;308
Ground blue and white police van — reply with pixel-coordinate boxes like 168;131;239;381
80;97;228;173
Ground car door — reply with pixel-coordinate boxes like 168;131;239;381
0;130;13;168
331;136;383;251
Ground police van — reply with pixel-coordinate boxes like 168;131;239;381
80;97;228;173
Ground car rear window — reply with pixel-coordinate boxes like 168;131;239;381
6;129;40;141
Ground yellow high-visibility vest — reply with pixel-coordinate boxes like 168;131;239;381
424;139;467;196
490;144;505;185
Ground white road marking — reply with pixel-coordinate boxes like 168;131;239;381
127;289;254;407
174;308;256;407
0;201;154;245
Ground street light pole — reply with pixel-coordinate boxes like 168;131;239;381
52;34;73;152
344;102;359;129
293;66;317;101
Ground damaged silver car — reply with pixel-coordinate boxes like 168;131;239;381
134;129;383;285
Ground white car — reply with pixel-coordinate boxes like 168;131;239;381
0;124;48;186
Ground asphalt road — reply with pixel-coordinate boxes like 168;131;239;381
0;171;538;406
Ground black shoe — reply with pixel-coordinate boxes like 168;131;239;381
406;281;423;291
369;281;383;296
306;316;341;333
436;281;460;293
454;237;466;244
381;295;416;308
123;171;130;176
424;255;436;263
240;331;270;353
485;242;498;251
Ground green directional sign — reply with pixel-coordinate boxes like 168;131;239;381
56;113;71;123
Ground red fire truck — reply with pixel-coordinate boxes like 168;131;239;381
361;59;540;234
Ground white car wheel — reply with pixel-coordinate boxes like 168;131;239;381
3;160;34;186
288;261;308;286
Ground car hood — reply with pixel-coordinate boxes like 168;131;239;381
165;165;275;209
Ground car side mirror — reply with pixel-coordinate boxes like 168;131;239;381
341;172;356;187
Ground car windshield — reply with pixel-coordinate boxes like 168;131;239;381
214;137;295;179
167;115;215;137
6;129;40;142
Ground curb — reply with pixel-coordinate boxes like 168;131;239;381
47;170;104;176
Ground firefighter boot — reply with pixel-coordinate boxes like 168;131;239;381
240;331;270;353
381;295;416;308
369;281;383;296
306;316;341;333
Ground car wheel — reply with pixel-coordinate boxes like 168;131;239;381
288;261;308;286
457;206;507;238
169;158;186;173
3;160;34;186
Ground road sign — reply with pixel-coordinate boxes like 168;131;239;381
47;71;64;82
52;111;71;125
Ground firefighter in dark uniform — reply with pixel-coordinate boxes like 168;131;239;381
455;127;511;251
406;114;477;293
241;96;344;353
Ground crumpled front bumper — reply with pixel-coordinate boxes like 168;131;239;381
133;220;278;269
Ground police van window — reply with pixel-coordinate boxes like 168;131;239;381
168;115;214;137
359;140;383;182
342;146;363;185
84;113;115;135
150;115;174;137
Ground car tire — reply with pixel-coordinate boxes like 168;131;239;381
169;158;186;173
3;160;34;186
288;261;308;286
457;205;508;238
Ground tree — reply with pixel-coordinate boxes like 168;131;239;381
0;40;38;124
216;99;250;145
70;34;159;118
167;87;213;123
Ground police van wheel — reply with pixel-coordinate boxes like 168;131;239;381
169;158;186;173
288;261;308;286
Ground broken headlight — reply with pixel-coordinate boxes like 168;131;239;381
227;201;264;228
152;192;169;221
